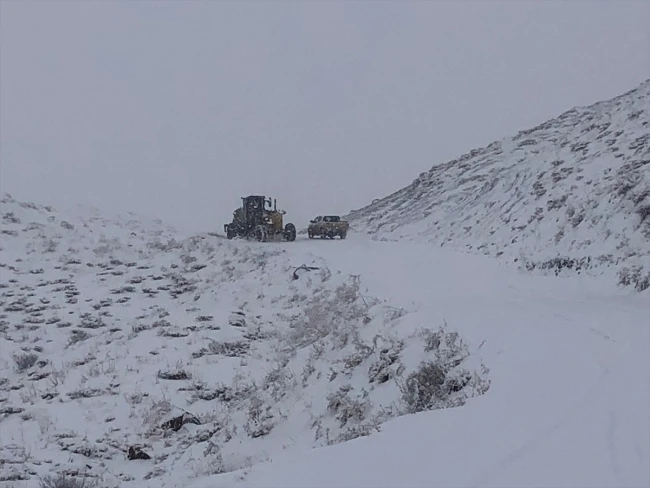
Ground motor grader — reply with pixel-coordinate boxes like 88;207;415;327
224;195;296;242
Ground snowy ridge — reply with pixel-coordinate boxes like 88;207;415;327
346;79;650;290
0;193;489;487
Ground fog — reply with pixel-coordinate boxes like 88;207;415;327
1;0;649;233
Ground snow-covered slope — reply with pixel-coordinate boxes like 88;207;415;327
0;193;488;487
193;238;650;488
346;79;650;291
1;193;648;488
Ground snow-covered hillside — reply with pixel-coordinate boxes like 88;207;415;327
1;192;648;488
346;79;650;291
192;237;649;488
0;193;489;487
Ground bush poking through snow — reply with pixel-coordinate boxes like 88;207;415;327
13;352;38;372
142;399;173;433
521;255;596;276
147;238;183;252
367;339;404;384
326;385;371;428
68;330;91;346
400;361;450;414
39;473;100;488
320;384;383;444
244;392;276;438
287;275;377;351
618;265;650;292
157;368;191;381
398;324;489;414
207;340;250;357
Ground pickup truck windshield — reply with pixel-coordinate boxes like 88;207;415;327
323;216;340;222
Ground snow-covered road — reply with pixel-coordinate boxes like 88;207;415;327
196;232;650;488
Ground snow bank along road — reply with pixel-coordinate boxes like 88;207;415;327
195;232;650;488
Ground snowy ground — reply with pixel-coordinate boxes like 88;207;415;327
1;194;648;488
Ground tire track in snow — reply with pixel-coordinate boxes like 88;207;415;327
607;409;626;487
602;335;649;488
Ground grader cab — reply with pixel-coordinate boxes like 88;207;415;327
224;195;296;242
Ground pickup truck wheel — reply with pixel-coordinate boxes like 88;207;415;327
340;232;347;239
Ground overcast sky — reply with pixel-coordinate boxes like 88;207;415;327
1;0;649;233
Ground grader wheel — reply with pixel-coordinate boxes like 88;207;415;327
284;223;296;242
254;225;267;242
